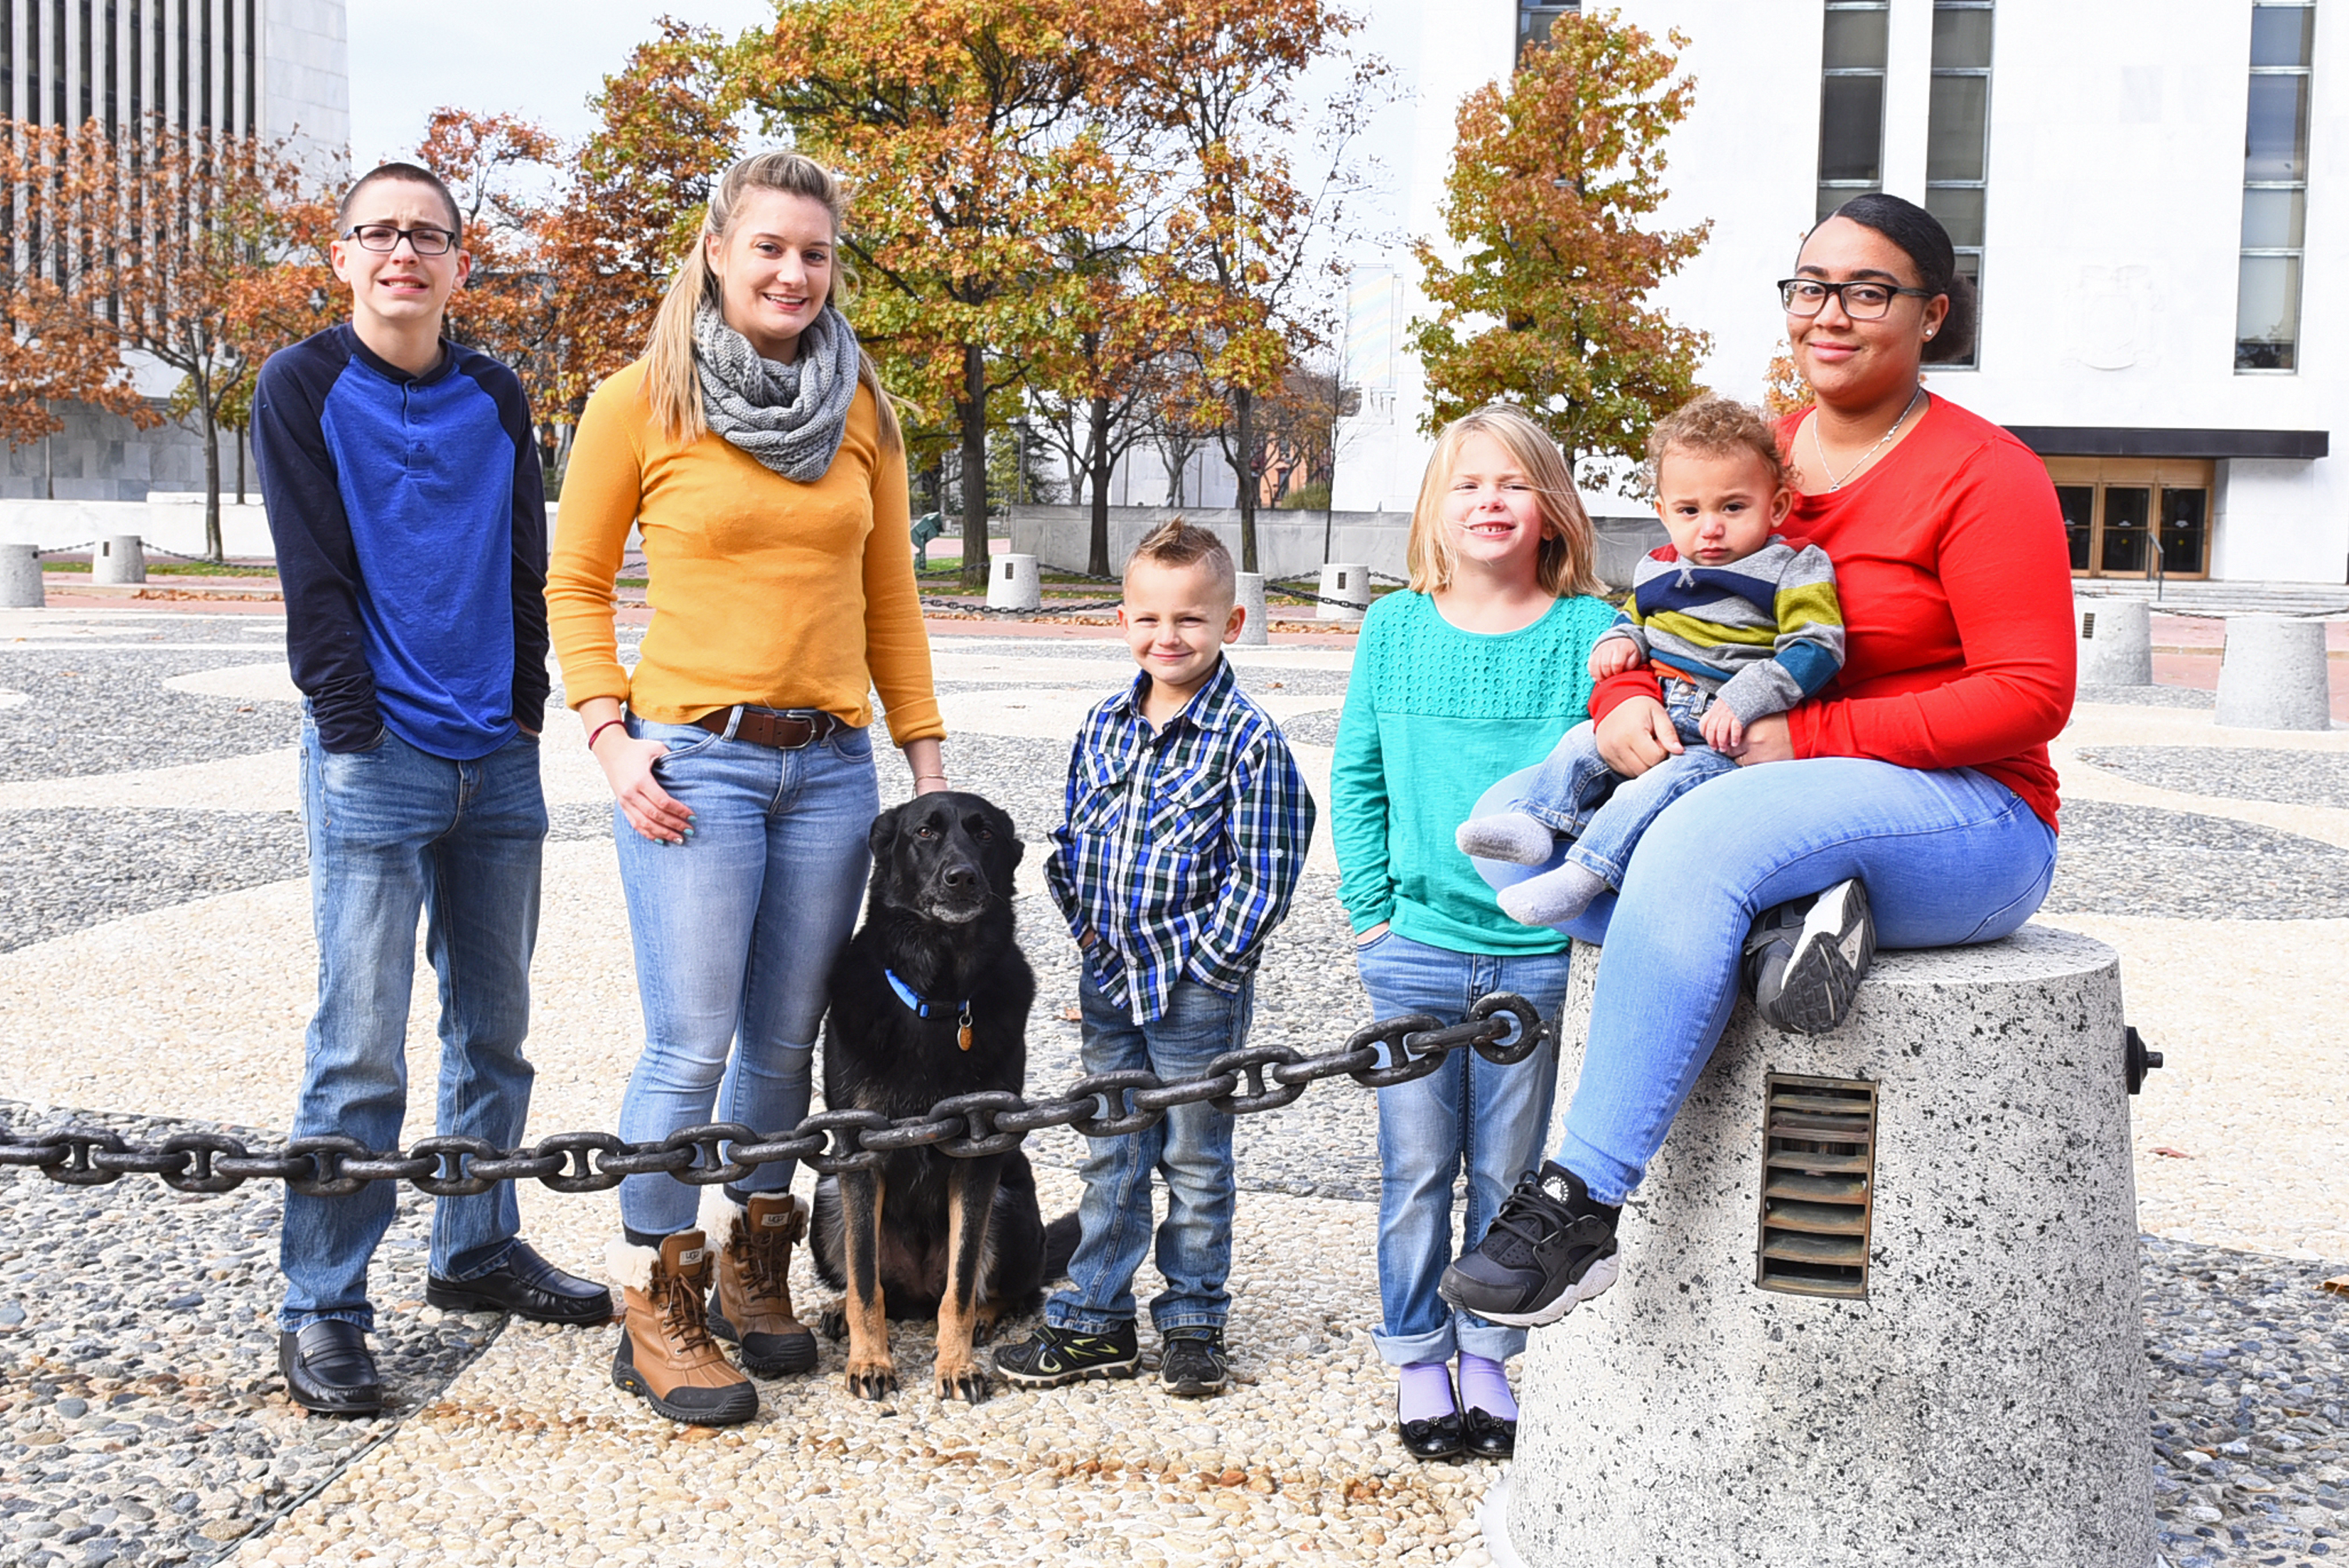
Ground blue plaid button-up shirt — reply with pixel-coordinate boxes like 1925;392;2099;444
1044;657;1317;1025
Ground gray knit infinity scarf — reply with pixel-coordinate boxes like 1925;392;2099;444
692;301;861;482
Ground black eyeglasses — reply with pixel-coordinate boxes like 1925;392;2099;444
1777;278;1934;319
344;223;458;257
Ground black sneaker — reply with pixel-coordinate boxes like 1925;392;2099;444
1160;1328;1231;1398
1745;877;1875;1035
990;1320;1141;1388
1438;1163;1620;1328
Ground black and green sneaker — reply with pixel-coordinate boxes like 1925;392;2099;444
1159;1327;1231;1398
991;1320;1141;1388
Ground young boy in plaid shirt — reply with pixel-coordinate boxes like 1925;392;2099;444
994;519;1316;1399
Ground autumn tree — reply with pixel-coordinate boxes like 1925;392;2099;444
743;0;1127;588
1121;0;1380;572
1410;9;1711;483
415;108;564;409
1257;357;1358;508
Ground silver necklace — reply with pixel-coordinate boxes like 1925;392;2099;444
1811;387;1925;491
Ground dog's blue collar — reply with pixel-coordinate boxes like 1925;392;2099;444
884;968;965;1019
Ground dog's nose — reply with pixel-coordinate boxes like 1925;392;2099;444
942;863;980;893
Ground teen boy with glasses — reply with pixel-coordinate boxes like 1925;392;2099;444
253;162;610;1416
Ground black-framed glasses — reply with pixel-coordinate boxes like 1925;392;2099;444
344;223;457;256
1777;277;1934;319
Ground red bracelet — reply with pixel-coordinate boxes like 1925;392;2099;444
586;718;625;752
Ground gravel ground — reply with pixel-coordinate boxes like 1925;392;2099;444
0;1104;505;1568
2078;747;2349;811
0;812;306;953
0;655;299;782
2042;801;2349;920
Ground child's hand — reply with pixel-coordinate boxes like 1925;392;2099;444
1702;704;1746;754
1588;638;1645;680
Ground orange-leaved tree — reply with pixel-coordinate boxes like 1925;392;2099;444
1120;0;1381;572
416;108;565;415
741;0;1130;587
1410;8;1710;484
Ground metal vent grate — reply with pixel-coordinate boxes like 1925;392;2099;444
1756;1073;1877;1299
2080;610;2097;639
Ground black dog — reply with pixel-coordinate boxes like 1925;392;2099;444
810;791;1078;1402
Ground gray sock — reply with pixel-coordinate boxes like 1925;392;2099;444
1456;811;1558;865
1498;863;1610;926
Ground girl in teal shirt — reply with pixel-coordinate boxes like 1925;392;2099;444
1331;404;1619;1462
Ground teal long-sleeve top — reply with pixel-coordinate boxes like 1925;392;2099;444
1331;590;1621;955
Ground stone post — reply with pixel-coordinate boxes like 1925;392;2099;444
92;535;148;586
985;553;1042;612
2075;597;2152;686
1233;572;1270;646
2215;615;2333;731
1317;562;1369;622
0;544;43;608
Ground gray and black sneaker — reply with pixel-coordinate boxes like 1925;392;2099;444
1745;877;1876;1035
1160;1328;1231;1398
1439;1163;1621;1329
990;1320;1141;1388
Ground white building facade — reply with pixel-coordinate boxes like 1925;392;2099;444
1336;0;2349;587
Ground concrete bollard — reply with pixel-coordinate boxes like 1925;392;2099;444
2215;615;2333;731
2075;597;2151;686
1492;924;2155;1568
985;552;1041;612
91;535;148;586
0;543;43;608
1233;571;1269;646
1317;561;1370;622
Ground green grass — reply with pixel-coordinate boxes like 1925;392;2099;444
41;559;276;577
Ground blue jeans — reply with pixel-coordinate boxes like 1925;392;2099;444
1354;932;1573;1365
1048;971;1253;1335
1506;757;2058;1206
1510;681;1738;887
612;714;878;1236
280;719;546;1333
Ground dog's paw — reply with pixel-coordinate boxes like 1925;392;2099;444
845;1355;898;1402
935;1356;991;1406
818;1305;849;1342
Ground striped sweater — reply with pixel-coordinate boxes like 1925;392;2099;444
1601;537;1845;725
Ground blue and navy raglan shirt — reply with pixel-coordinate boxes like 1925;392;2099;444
251;326;550;758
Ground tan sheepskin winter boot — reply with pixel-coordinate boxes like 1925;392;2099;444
702;1188;820;1377
607;1231;758;1427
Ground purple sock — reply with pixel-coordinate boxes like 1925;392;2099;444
1458;1352;1517;1420
1398;1360;1457;1424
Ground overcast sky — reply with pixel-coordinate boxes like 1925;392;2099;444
347;1;773;168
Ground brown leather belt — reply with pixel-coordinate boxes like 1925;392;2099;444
691;706;846;750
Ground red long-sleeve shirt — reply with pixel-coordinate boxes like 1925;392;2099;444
1592;394;2074;828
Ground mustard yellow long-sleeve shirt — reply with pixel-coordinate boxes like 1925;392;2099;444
547;361;943;744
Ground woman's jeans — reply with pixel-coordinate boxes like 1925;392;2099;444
1047;971;1253;1335
281;721;545;1333
1510;681;1736;888
1355;932;1574;1367
612;715;878;1237
1534;757;2058;1206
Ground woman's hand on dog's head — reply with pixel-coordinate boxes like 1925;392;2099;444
594;734;696;843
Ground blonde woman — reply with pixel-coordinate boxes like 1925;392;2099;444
1328;405;1617;1462
547;151;946;1427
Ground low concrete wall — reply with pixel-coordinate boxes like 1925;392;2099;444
0;498;276;560
1007;504;1666;590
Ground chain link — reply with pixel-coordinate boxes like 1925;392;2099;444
0;997;1549;1197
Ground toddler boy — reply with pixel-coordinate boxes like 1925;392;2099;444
995;519;1315;1398
1458;396;1845;925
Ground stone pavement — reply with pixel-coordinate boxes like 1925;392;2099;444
0;604;2343;1568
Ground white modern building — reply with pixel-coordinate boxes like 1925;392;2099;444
1335;0;2349;587
1;0;349;498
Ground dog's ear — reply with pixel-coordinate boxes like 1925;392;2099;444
868;802;902;860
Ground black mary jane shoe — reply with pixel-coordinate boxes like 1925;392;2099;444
426;1240;614;1326
1398;1401;1467;1462
278;1320;383;1417
1463;1406;1517;1459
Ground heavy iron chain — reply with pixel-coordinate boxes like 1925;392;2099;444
0;995;1546;1199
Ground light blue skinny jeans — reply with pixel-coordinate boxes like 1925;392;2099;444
1475;756;2058;1207
1354;932;1574;1367
611;713;878;1237
1508;678;1737;888
280;718;545;1333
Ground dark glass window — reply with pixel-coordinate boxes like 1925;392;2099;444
1816;3;1889;221
2237;3;2317;372
2057;486;2094;574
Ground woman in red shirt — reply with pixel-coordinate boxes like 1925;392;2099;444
1441;194;2074;1327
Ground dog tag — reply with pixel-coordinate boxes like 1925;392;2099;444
957;1002;975;1052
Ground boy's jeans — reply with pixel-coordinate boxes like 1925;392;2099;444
1510;679;1738;887
1047;971;1254;1335
280;719;545;1333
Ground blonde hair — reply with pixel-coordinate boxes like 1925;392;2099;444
643;150;902;454
1125;516;1236;600
1406;405;1601;597
1645;394;1790;495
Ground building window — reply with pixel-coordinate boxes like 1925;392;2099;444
1817;1;1889;222
1924;1;1992;367
1520;0;1577;58
2051;459;2215;579
2237;2;2316;372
